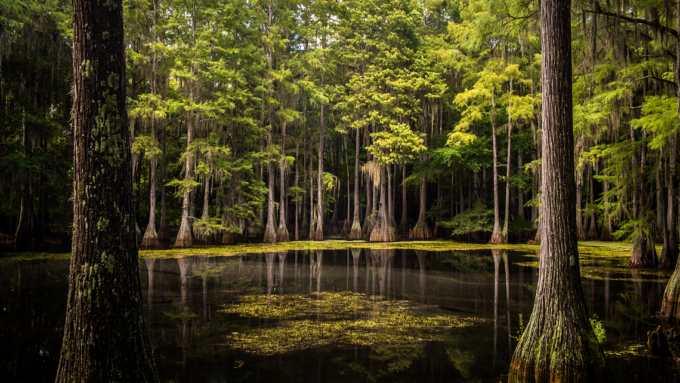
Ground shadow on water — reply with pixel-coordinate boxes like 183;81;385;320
0;247;676;382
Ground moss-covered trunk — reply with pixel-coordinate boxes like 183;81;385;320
508;0;608;379
56;1;159;379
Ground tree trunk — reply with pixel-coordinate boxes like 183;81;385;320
501;80;513;243
263;36;277;244
350;127;362;239
313;54;325;241
142;4;161;250
587;164;598;239
412;100;432;239
369;167;396;242
508;0;608;378
399;163;409;234
15;110;33;247
660;154;677;268
56;1;159;379
489;94;503;244
277;120;290;242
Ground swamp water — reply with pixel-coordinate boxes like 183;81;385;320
0;246;676;382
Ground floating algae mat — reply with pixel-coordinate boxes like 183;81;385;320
219;292;482;355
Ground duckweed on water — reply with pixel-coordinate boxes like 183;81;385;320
218;291;481;355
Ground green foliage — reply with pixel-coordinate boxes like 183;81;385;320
439;205;494;235
590;314;607;345
511;313;525;341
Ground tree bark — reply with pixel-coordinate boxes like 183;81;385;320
56;0;159;379
508;0;608;378
399;163;409;233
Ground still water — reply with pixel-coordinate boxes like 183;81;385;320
0;248;675;382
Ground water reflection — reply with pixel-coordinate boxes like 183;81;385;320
0;249;673;382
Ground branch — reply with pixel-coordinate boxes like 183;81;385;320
586;3;678;38
637;75;676;87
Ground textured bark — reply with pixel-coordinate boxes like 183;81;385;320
508;0;608;379
351;129;364;240
56;1;159;380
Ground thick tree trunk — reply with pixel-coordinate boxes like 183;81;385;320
508;0;608;379
370;167;397;242
56;1;159;380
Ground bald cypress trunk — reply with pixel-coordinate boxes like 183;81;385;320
508;0;608;379
412;100;432;239
56;0;159;380
369;167;396;242
142;0;161;250
313;53;325;241
489;94;503;244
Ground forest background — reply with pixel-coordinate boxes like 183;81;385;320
1;0;677;268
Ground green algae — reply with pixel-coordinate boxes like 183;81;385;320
218;291;482;355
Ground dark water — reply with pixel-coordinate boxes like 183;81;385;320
0;248;675;382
